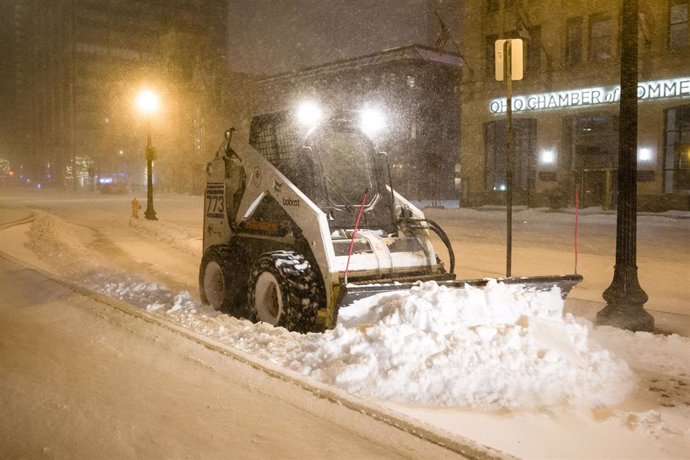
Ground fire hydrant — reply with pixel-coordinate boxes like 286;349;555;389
131;198;141;219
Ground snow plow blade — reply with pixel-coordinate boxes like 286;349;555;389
339;274;583;307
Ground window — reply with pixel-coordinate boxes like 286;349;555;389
566;17;583;66
313;126;377;206
487;0;499;13
589;14;613;61
663;105;690;193
484;119;537;192
576;115;616;138
539;171;557;182
485;34;498;77
249;113;299;165
525;26;542;74
562;114;619;206
669;0;689;49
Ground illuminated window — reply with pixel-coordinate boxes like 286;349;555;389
589;14;613;61
565;17;583;66
669;0;689;49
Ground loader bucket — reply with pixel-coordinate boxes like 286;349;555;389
339;274;583;308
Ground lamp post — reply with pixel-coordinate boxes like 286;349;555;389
136;90;159;221
596;0;654;332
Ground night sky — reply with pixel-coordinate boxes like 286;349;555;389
226;0;435;75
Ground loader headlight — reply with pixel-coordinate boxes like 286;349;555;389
360;107;386;137
296;101;323;127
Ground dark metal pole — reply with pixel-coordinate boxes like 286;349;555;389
596;0;653;331
144;119;157;221
505;40;513;278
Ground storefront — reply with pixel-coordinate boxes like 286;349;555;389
461;76;690;210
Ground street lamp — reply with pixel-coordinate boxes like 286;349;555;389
136;89;159;220
596;0;654;332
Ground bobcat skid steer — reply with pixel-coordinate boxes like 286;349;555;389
199;103;582;333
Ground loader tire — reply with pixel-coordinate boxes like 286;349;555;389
247;251;322;333
199;245;247;315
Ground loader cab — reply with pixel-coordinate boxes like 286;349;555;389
304;118;378;205
249;108;395;233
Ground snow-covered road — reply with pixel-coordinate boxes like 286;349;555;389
0;253;477;459
1;190;689;458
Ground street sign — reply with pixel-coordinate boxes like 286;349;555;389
495;39;524;81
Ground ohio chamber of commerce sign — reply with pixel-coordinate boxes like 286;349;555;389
489;77;690;114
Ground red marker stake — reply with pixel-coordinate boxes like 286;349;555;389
344;188;368;284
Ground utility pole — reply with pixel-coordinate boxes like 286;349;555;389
596;0;654;331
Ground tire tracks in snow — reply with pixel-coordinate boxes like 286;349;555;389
0;212;509;460
80;223;194;295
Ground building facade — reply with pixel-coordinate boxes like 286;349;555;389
0;0;227;192
252;45;462;201
459;0;690;210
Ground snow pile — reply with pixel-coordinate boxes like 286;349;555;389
26;212;94;275
81;272;635;409
591;327;690;377
78;270;173;308
128;217;201;257
282;281;635;409
23;212;636;410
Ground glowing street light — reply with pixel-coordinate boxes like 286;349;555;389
136;90;159;116
136;89;159;220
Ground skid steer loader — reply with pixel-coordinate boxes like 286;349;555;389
199;103;582;333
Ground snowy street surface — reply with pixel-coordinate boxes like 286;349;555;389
0;254;470;459
1;191;689;458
